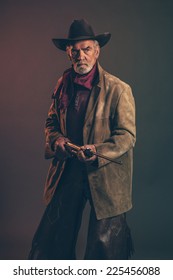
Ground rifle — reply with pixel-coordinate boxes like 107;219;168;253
64;141;122;165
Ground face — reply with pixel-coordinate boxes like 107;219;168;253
67;40;100;74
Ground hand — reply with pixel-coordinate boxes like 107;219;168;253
54;137;71;160
77;145;97;163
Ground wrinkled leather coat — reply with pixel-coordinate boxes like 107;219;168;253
44;63;136;220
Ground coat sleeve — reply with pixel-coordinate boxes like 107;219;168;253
44;78;64;159
95;85;136;167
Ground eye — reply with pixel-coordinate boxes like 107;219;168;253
83;47;91;53
71;49;78;56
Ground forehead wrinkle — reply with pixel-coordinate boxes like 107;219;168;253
71;40;95;49
72;46;92;51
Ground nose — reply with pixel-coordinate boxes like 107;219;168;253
77;49;85;60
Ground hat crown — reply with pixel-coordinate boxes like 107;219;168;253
68;19;95;39
52;19;111;51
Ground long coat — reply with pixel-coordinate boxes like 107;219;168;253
44;63;136;220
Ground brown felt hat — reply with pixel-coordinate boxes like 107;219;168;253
52;19;111;51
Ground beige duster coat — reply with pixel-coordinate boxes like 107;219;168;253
44;63;136;220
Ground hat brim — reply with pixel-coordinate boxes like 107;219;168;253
52;33;111;51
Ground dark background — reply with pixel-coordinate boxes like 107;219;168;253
0;0;173;260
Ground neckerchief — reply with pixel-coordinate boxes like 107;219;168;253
57;64;98;111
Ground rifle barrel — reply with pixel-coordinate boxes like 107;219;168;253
65;142;122;165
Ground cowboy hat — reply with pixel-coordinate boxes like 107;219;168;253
52;19;111;51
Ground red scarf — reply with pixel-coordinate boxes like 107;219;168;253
58;64;98;110
73;63;97;89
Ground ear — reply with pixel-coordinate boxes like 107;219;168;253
66;46;72;61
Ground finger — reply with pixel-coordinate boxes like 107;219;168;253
77;150;86;162
85;155;97;162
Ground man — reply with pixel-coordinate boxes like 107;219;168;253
28;19;136;260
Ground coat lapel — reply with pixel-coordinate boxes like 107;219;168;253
84;63;104;124
84;84;100;125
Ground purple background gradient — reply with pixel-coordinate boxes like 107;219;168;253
0;0;173;259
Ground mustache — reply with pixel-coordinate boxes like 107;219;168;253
76;62;88;67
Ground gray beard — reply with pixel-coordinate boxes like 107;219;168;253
75;64;93;75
